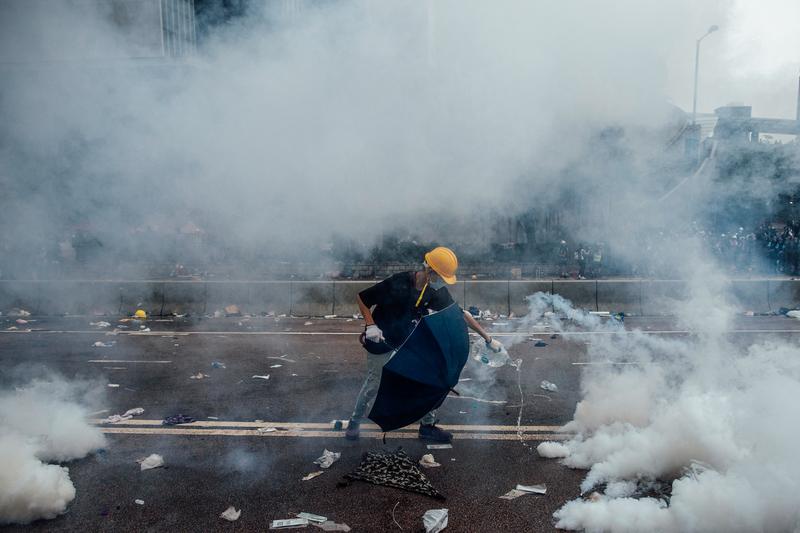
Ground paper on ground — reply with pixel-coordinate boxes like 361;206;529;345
220;506;241;521
423;509;449;533
138;454;164;471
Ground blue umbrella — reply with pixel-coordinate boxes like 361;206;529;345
368;303;470;432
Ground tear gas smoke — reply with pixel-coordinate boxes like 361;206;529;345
0;376;106;525
528;266;800;532
2;0;795;279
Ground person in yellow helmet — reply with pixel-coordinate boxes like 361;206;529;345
346;246;504;442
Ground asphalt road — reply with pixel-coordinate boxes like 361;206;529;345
2;314;799;532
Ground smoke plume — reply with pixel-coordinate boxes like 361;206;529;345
0;376;106;525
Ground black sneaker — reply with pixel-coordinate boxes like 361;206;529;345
345;420;360;440
418;424;452;443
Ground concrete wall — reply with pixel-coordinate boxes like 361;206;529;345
0;279;796;317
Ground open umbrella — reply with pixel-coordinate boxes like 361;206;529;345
368;303;470;432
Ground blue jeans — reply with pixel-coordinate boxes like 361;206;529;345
350;350;436;426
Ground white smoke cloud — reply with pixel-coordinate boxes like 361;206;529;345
528;270;800;532
0;376;106;525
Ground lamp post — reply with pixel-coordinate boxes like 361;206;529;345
692;25;719;125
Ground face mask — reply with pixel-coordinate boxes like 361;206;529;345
429;278;446;290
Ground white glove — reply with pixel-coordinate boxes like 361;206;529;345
365;324;384;342
486;337;504;353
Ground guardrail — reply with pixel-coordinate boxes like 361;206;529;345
0;279;796;317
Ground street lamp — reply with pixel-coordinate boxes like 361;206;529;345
692;25;719;125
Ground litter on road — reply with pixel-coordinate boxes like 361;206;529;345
313;449;341;469
304;321;313;326
419;454;441;468
499;489;528;500
211;361;226;368
138;454;164;471
190;372;210;379
516;484;547;494
107;384;120;388
93;341;114;347
162;414;195;425
134;499;145;505
258;427;278;433
297;512;327;523
423;509;448;533
344;448;444;499
271;518;310;529
426;444;452;450
91;321;111;328
252;375;271;380
313;521;351;532
270;364;283;368
220;506;241;521
540;380;558;392
302;471;324;481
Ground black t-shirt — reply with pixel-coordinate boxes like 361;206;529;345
359;271;455;348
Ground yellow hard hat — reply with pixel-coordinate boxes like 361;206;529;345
134;309;147;319
424;246;458;284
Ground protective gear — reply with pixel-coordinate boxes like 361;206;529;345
365;324;384;342
134;309;147;319
486;337;504;353
424;246;458;285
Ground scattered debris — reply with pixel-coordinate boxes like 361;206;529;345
220;506;241;521
224;305;241;316
324;314;337;319
211;361;226;369
419;454;441;468
313;449;341;469
16;318;29;324
271;518;310;529
516;484;547;494
422;509;448;533
426;444;452;450
91;321;112;328
138;454;164;471
252;375;271;380
392;501;403;530
304;321;313;326
499;489;528;500
107;384;120;388
302;471;325;481
270;364;283;368
533;340;548;347
103;408;144;424
93;341;114;347
140;327;151;332
540;380;558;392
345;448;444;499
207;416;219;420
297;512;327;523
257;427;278;434
189;372;210;379
267;356;297;363
134;499;145;505
313;521;351;532
12;309;31;317
162;414;195;425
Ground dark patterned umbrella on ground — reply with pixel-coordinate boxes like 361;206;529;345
343;448;445;500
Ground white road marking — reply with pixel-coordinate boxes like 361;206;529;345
87;360;172;364
98;426;571;441
90;419;565;432
3;328;800;336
